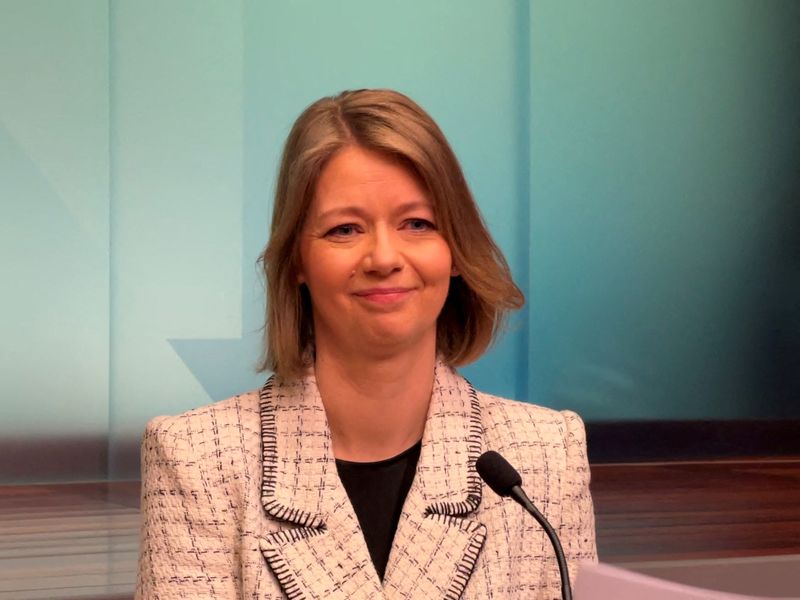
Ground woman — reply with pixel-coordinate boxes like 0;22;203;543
136;89;596;600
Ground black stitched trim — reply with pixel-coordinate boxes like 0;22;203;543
425;493;482;518
424;512;484;534
264;524;327;546
261;547;305;600
422;515;486;600
258;377;277;498
260;527;327;600
258;377;325;529
464;378;484;503
425;373;483;517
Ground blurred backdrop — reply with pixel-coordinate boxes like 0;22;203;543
1;0;798;483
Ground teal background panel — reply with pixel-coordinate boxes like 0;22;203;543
0;1;110;470
0;1;797;483
529;0;800;420
107;0;255;476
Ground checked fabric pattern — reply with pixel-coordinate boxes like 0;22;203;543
136;362;596;599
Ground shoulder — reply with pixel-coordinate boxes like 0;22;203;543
477;391;588;470
143;389;262;458
479;391;585;439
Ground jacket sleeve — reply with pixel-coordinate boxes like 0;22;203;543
559;410;598;587
135;415;241;599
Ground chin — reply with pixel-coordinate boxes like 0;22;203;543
357;324;435;352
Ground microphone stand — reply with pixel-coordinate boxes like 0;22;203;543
508;485;572;600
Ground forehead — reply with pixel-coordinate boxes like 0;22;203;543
310;146;431;214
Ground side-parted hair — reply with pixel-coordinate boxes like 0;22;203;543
258;89;524;379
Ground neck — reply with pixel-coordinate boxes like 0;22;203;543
313;339;436;462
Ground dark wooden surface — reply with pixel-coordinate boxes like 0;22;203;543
1;459;798;598
591;458;800;563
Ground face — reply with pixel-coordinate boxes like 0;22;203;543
298;145;453;358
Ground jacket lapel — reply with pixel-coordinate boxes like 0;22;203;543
257;363;486;600
258;375;384;599
382;364;486;599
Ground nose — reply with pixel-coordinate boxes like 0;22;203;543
362;227;403;276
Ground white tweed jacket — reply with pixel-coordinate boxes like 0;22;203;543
136;363;596;599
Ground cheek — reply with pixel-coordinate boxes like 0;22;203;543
421;240;453;283
301;246;353;294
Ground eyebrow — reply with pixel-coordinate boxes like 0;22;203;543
314;200;433;222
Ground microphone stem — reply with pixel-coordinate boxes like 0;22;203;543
510;486;572;600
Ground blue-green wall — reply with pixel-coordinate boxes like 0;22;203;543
1;1;110;444
1;0;798;482
529;0;800;419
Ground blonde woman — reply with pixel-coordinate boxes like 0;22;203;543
136;89;596;599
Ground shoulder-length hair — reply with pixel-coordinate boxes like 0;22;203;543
258;89;524;380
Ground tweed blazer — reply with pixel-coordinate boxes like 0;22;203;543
136;363;596;599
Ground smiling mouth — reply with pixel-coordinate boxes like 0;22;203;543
353;288;414;304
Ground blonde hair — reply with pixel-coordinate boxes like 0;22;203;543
258;89;524;379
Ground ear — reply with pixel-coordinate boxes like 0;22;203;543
450;265;459;277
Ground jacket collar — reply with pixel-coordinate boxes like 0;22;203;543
257;361;486;599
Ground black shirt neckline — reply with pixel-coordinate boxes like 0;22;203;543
335;439;422;468
334;439;422;581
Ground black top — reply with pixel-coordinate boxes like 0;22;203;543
335;441;422;581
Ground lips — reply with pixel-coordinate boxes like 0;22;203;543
353;287;414;304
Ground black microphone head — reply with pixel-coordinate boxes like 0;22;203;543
476;450;522;497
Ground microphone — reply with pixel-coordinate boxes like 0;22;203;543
476;451;573;600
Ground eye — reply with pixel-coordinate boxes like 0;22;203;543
325;223;359;238
403;218;436;232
